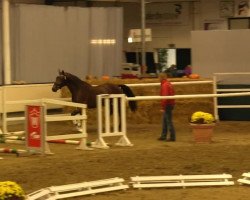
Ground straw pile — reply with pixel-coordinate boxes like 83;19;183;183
61;77;214;124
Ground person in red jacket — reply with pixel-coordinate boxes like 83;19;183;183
158;72;176;141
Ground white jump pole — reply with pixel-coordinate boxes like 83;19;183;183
214;72;250;75
213;75;219;120
125;80;213;87
113;97;118;133
126;92;250;101
121;94;126;135
2;87;7;134
2;0;12;85
105;98;110;134
95;95;108;148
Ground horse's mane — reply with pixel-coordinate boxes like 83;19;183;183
65;72;91;87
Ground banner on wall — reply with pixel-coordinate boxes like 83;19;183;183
234;0;250;16
146;2;189;25
219;1;234;18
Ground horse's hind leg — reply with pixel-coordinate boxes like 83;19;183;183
118;99;122;131
109;98;122;131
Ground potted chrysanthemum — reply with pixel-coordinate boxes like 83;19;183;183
190;111;216;143
0;181;26;200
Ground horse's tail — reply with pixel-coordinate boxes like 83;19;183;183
119;84;137;112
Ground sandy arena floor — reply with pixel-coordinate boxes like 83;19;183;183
0;120;250;200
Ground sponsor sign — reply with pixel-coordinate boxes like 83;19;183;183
26;105;45;153
128;29;152;43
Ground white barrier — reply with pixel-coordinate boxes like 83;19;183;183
130;174;234;189
237;172;250;185
26;189;53;200
92;94;133;149
0;84;61;113
127;91;250;121
0;84;71;134
126;92;250;101
125;80;213;87
24;173;249;200
26;177;128;200
213;73;250;120
126;75;250;121
0;97;69;134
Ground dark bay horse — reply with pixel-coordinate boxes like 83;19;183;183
52;70;137;116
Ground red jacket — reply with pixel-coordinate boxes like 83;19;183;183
160;79;175;108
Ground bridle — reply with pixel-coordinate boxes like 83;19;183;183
52;75;66;92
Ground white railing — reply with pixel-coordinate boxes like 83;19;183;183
1;97;75;134
213;72;250;120
125;80;213;87
0;84;62;113
0;84;72;133
125;74;250;120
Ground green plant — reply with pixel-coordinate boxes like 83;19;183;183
190;111;215;124
0;181;25;200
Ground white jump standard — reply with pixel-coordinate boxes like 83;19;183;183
92;94;133;149
24;98;91;154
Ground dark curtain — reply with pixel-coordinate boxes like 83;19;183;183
176;48;191;70
125;52;156;73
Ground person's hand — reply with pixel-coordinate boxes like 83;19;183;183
160;109;165;113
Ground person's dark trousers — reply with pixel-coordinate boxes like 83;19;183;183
160;105;176;141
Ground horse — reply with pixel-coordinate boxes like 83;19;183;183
52;70;137;116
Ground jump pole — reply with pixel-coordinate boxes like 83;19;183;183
126;92;250;101
0;148;27;156
127;91;250;121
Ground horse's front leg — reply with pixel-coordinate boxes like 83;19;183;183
71;108;82;132
71;108;81;116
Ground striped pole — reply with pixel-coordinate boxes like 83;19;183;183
48;139;80;145
0;148;27;156
0;136;92;146
48;139;92;146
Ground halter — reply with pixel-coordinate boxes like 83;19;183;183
52;74;67;92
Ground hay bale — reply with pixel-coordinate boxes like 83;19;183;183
61;77;214;124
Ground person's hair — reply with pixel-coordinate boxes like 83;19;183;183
158;72;168;79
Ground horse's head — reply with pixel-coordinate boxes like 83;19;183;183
52;70;67;92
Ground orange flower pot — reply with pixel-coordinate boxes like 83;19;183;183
190;123;215;143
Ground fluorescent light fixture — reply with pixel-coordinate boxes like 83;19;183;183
90;39;116;45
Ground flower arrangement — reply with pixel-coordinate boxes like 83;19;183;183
0;181;25;200
190;111;215;124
